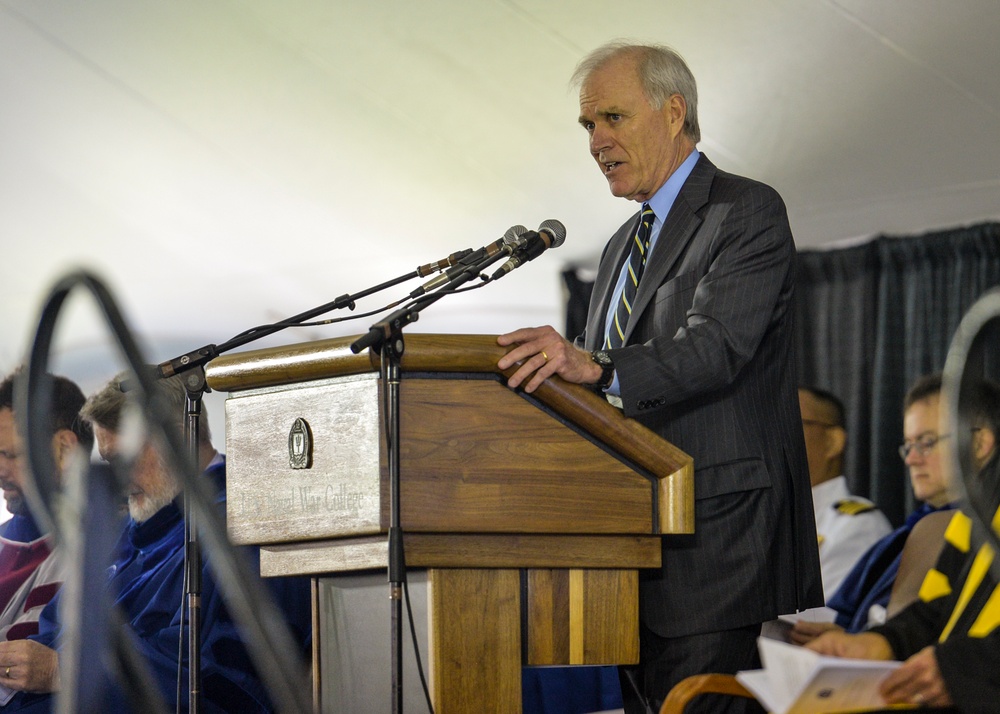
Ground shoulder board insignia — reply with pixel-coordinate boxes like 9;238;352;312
834;499;876;516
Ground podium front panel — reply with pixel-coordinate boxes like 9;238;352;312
208;333;694;542
393;376;656;534
224;370;661;545
225;373;382;545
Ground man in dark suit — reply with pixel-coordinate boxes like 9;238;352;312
498;41;823;713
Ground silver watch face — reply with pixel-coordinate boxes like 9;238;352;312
593;350;613;367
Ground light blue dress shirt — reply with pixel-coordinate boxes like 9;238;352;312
602;149;701;395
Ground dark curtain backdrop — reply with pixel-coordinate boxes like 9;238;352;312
562;222;1000;527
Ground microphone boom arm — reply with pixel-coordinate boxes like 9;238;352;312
351;242;512;354
157;259;462;379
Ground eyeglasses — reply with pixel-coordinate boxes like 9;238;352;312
898;434;950;460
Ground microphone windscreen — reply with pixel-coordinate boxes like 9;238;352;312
538;219;567;247
503;224;528;245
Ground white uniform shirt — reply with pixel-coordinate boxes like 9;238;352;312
812;475;893;601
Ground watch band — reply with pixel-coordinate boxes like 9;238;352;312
590;350;615;389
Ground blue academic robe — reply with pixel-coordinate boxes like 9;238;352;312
827;501;955;632
3;458;311;713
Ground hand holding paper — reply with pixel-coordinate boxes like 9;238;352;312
736;637;900;714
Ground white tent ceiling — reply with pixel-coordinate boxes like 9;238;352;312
2;0;999;396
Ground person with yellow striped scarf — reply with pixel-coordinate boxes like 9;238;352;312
806;379;1000;712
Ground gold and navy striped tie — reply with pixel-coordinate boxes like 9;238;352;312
605;203;655;349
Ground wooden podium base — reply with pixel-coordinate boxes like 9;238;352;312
315;566;639;713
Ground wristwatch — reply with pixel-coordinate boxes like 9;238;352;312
590;350;615;389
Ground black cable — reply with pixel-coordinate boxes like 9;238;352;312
175;561;188;713
379;364;436;714
227;298;409;339
228;275;493;339
403;577;435;714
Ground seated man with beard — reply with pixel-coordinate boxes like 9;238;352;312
0;372;311;713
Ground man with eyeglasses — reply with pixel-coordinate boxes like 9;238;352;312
805;377;1000;710
795;374;961;642
800;387;892;600
0;371;92;656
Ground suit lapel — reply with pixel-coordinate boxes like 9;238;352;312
622;155;716;344
585;215;641;349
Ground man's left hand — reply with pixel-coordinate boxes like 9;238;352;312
879;645;953;708
497;326;602;393
788;620;841;646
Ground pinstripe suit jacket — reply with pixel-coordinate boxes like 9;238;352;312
581;154;823;638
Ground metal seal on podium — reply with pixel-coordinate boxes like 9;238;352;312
288;417;313;470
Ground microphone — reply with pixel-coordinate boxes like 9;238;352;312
488;220;566;281
409;225;528;298
502;223;530;245
416;249;475;277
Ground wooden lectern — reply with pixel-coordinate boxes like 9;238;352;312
205;334;693;713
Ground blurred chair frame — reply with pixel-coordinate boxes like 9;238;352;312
659;673;921;713
659;674;755;712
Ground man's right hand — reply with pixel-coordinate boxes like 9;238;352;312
497;326;602;393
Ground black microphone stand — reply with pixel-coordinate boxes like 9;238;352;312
350;248;512;714
155;262;459;712
181;368;207;713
